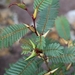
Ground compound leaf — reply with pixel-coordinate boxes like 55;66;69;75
55;16;71;40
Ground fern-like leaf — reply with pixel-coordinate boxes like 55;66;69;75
38;71;46;75
49;47;75;63
36;36;46;50
45;38;59;46
21;45;31;55
0;24;28;48
4;57;43;75
43;43;63;57
55;16;71;40
37;0;59;33
20;38;36;55
34;0;52;11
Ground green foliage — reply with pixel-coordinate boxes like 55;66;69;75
36;36;46;49
55;16;71;40
38;71;46;75
4;57;43;75
1;0;75;75
34;0;52;11
43;43;63;57
49;47;75;63
21;45;31;55
45;38;59;46
0;24;28;48
20;39;34;55
37;0;59;33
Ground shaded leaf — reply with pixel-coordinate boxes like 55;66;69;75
43;43;63;57
55;16;71;40
36;36;46;50
34;0;52;11
0;24;28;48
21;45;31;55
49;47;75;63
37;0;59;33
4;57;43;75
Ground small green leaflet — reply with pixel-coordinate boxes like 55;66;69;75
38;71;46;75
21;45;31;55
36;36;46;50
0;24;28;48
55;16;71;40
4;57;38;75
34;0;52;11
49;47;75;63
21;39;35;55
43;43;63;57
37;0;59;34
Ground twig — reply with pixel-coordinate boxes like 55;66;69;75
32;19;38;36
43;55;51;72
